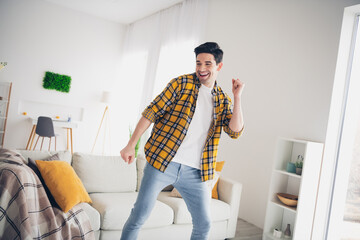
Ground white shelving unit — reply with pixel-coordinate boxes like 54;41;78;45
263;137;324;240
0;82;12;147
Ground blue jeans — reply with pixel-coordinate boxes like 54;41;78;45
120;161;211;240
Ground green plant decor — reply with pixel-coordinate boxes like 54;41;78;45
129;128;141;158
295;161;303;169
295;155;304;168
43;71;71;93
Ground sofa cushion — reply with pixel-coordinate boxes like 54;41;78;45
136;154;146;191
72;153;137;193
157;192;230;224
36;160;92;212
90;192;174;230
77;203;101;231
16;150;72;164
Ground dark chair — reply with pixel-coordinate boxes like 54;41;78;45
32;116;57;151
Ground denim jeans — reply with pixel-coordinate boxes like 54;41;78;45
120;161;211;240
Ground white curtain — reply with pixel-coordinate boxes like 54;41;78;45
120;0;209;127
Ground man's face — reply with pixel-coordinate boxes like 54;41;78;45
196;53;223;87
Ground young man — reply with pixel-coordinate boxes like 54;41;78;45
120;42;244;240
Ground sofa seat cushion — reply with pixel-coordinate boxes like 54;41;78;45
78;203;101;231
90;193;174;230
157;192;230;224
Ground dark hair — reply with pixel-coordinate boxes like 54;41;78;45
194;42;223;64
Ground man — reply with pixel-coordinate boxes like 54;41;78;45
120;42;244;240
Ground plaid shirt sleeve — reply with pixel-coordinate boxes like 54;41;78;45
222;95;244;138
142;78;180;123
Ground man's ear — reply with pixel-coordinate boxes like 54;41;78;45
217;62;223;71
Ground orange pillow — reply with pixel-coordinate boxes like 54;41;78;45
35;160;92;212
212;161;225;199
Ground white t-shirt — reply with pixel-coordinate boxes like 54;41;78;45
172;84;214;169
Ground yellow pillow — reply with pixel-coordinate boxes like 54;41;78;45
212;161;225;199
35;160;92;212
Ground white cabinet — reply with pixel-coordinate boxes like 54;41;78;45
263;138;324;240
0;82;12;147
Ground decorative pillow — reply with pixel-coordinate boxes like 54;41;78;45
27;154;60;208
170;161;225;199
211;161;225;199
16;150;72;165
35;160;92;212
28;153;59;178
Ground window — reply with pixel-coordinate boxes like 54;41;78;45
326;14;360;239
152;40;196;98
119;51;148;126
313;6;360;239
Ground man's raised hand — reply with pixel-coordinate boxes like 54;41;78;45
232;78;245;99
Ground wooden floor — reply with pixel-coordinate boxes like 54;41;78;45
228;218;263;240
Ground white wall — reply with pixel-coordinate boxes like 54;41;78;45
3;0;360;231
205;0;360;228
0;0;127;154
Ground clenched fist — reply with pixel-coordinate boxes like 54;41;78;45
120;145;135;164
232;78;245;99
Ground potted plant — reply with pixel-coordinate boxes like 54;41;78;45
295;155;303;175
129;127;141;158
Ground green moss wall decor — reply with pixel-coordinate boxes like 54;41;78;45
43;71;71;93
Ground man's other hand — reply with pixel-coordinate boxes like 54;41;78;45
120;145;135;164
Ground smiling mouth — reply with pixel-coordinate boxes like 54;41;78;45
199;72;209;77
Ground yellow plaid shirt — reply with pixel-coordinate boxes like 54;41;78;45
142;73;243;181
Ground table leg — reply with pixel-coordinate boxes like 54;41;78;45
26;125;36;150
29;126;38;150
33;135;40;150
70;128;73;154
67;128;69;150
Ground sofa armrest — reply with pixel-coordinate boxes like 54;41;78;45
218;177;242;238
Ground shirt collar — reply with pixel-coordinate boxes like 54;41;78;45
193;73;219;96
211;81;219;96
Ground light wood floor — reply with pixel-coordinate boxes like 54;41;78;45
228;218;263;240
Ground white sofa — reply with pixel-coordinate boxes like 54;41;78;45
16;150;242;240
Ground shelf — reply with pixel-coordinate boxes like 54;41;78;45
274;169;301;179
0;82;11;148
271;199;297;213
264;138;324;239
264;232;292;240
18;99;84;121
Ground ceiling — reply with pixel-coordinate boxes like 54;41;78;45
43;0;184;24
